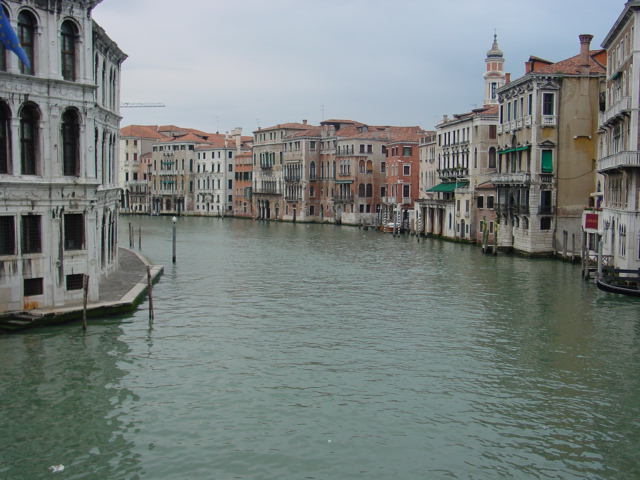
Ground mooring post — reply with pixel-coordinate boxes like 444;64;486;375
138;226;142;250
128;222;133;248
147;266;154;321
172;216;177;264
82;274;89;330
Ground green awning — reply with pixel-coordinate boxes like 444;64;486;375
335;179;353;184
499;145;531;155
427;181;468;193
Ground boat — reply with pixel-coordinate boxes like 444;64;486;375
596;269;640;297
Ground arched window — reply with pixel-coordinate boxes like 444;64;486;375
488;147;496;169
359;160;365;173
62;108;79;176
366;183;372;197
309;161;316;180
366;160;373;173
0;6;9;72
358;183;365;197
18;10;36;75
61;20;78;81
20;103;39;175
0;102;11;174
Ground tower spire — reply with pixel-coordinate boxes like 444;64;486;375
483;32;506;105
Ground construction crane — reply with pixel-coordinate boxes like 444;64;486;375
120;103;166;108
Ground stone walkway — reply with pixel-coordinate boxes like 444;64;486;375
0;248;164;331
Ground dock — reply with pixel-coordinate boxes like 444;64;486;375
0;248;163;332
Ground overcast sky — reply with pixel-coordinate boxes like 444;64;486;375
93;0;621;135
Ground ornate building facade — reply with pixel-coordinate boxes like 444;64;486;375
0;0;126;312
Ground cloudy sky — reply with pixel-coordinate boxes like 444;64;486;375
93;0;621;135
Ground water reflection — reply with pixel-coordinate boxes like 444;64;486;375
0;323;143;479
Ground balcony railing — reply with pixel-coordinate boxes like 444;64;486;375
438;168;468;180
542;115;557;127
602;96;631;125
497;124;503;134
333;194;354;203
597;151;640;172
382;196;396;204
284;174;301;182
402;197;412;205
516;119;523;129
525;115;532;127
491;172;531;185
539;173;554;184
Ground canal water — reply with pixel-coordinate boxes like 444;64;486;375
1;216;639;479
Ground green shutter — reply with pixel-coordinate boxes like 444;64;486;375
541;150;553;173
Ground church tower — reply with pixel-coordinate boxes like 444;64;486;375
484;34;506;106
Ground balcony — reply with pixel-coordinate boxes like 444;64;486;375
491;172;531;185
333;194;354;203
597;151;640;172
516;119;523;129
438;168;468;180
542;115;557;127
284;174;301;182
525;115;532;127
402;197;412;205
382;196;396;204
497;124;503;134
602;96;631;125
284;193;302;201
539;173;554;184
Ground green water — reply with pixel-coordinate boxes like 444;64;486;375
1;216;639;479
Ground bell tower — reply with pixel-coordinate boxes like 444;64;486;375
484;34;506;106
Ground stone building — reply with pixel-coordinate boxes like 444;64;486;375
233;152;254;218
421;36;503;241
119;125;168;213
596;0;640;271
0;0;126;312
494;35;606;256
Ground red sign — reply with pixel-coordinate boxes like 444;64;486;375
584;213;598;230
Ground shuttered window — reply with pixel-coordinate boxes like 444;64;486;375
541;150;553;173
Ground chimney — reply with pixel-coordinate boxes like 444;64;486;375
579;34;593;68
505;72;511;84
302;119;307;125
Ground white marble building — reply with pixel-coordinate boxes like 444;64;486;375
0;0;126;313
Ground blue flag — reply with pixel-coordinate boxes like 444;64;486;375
0;8;31;69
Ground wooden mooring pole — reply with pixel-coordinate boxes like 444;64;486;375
82;274;89;330
138;226;142;250
147;266;154;321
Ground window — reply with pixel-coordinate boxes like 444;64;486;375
24;278;43;296
61;21;78;81
403;184;410;198
489;125;497;139
403;146;412;156
20;103;39;175
358;183;365;197
366;183;372;197
528;94;533;115
228;179;232;189
310;141;316;150
542;93;554;116
0;102;10;173
488;147;496;169
21;215;41;253
64;213;84;250
62;109;80;176
487;196;494;209
18;10;36;75
66;274;84;291
381;161;386;173
228;163;233;172
401;165;410;176
367;144;372;153
477;196;484;209
541;150;553;173
0;216;16;255
540;217;552;230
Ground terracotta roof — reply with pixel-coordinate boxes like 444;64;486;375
529;50;606;75
285;126;323;139
157;132;210;144
120;125;169;140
